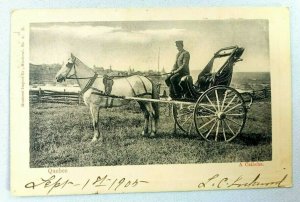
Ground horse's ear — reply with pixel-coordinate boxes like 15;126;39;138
70;53;75;61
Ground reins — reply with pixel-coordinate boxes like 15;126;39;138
66;72;171;80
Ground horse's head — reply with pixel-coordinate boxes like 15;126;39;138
55;53;76;82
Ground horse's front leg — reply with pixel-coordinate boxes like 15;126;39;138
149;114;156;137
90;105;102;143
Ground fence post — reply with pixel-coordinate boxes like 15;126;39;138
263;87;267;98
38;87;42;103
78;91;81;105
64;89;67;102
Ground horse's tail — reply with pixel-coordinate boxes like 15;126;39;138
151;81;160;120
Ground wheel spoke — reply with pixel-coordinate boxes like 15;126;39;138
224;103;242;114
198;105;216;114
205;119;217;138
225;117;242;127
215;120;220;141
182;114;193;126
221;90;228;111
198;115;216;118
177;110;193;117
223;94;237;111
226;113;245;116
215;89;220;112
198;114;212;125
198;118;216;130
188;122;193;135
205;95;217;111
223;119;236;137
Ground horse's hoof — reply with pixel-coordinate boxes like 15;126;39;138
149;132;156;138
142;131;148;137
91;138;103;145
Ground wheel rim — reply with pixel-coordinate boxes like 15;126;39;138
173;103;196;135
194;86;247;142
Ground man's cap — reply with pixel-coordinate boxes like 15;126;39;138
175;40;183;45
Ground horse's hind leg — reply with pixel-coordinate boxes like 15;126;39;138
152;102;159;137
138;101;149;136
90;104;102;143
145;103;156;137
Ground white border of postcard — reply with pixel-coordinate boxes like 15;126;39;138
10;7;291;196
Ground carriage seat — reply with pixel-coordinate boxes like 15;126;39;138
179;74;214;99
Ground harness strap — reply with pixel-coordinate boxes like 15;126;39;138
80;73;99;95
103;97;115;108
125;77;136;96
90;87;104;94
109;98;114;108
136;76;148;94
105;98;109;108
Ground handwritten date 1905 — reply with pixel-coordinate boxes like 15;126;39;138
25;175;149;194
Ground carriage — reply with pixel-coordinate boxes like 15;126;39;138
170;46;252;142
56;45;253;143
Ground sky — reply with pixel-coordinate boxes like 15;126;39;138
30;20;270;72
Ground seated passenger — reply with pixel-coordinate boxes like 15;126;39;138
165;40;190;99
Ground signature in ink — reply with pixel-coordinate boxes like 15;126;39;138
198;174;288;189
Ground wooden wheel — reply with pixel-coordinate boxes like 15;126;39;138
173;103;197;135
194;86;247;142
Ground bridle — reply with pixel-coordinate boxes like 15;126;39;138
64;58;99;95
65;62;77;79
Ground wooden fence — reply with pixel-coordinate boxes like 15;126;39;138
30;88;84;105
249;87;271;101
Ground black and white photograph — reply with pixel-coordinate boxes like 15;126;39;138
10;8;291;196
29;19;271;167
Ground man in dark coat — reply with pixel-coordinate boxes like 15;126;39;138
165;40;190;99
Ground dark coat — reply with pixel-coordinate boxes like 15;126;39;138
172;49;190;75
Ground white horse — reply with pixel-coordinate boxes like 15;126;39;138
55;54;159;142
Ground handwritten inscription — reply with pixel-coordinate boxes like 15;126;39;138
25;175;149;194
198;174;288;189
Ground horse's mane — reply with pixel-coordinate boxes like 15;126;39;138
73;57;95;73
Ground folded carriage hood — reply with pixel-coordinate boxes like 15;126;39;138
235;47;245;58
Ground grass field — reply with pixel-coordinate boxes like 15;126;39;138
30;101;272;167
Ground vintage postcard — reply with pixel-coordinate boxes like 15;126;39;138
10;8;291;196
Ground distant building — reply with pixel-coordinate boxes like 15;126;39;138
93;65;104;73
128;67;135;75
